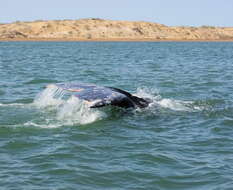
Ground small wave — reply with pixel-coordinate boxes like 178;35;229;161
0;102;26;107
0;89;5;96
25;79;59;84
23;121;65;129
134;87;203;112
0;97;34;108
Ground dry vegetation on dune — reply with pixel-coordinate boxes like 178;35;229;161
0;18;233;41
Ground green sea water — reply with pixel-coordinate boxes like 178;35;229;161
0;42;233;190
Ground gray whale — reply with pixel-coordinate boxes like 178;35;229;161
53;83;152;109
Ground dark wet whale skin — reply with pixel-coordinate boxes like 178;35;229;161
104;87;151;109
55;83;151;109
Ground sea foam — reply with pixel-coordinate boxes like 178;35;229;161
33;84;106;126
2;85;205;128
134;87;202;112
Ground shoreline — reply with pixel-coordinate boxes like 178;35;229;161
1;19;233;42
1;38;233;42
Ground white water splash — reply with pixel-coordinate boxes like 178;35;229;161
134;87;161;102
33;84;65;108
134;87;202;112
2;85;205;128
57;95;106;125
32;84;106;127
157;99;193;111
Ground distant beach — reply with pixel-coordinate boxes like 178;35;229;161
1;38;233;42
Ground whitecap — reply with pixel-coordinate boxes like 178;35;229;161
0;102;26;107
157;98;193;111
134;87;202;112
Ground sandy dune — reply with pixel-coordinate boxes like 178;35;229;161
0;19;233;41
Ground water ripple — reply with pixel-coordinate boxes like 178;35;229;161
1;42;233;189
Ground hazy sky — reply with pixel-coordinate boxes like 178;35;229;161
1;0;233;26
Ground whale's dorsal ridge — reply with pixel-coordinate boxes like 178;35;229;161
54;83;151;108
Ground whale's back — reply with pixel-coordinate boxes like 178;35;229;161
55;83;136;108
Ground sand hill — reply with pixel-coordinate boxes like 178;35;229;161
0;19;233;41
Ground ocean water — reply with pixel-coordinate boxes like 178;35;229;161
0;41;233;190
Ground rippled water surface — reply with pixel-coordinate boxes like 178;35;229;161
1;42;233;189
